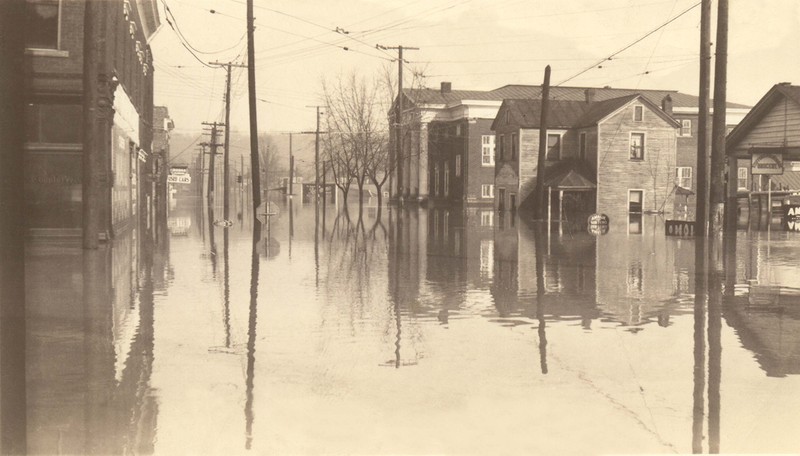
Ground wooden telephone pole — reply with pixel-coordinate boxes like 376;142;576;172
534;65;551;221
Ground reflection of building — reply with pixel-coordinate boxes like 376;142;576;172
594;217;695;328
24;223;160;453
24;0;160;237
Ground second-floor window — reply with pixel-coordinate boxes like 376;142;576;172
579;132;587;160
455;154;462;177
676;166;692;189
481;184;494;198
630;133;645;160
481;135;495;166
511;133;517;160
546;133;561;161
680;119;692;136
26;0;60;50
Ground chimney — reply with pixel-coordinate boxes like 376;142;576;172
440;81;452;94
584;88;595;103
661;94;673;116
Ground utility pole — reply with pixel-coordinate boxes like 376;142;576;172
246;0;261;214
82;0;100;248
696;0;712;239
210;61;247;222
288;132;293;196
198;143;207;199
534;65;551;221
305;106;325;203
202;122;224;202
377;44;419;200
710;0;729;235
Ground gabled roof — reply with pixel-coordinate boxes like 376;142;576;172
543;159;596;190
405;84;750;110
491;94;678;131
727;83;800;151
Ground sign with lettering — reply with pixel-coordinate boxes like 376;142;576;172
167;174;191;184
665;220;695;236
751;150;784;175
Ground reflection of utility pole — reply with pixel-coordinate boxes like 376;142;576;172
246;0;261;214
377;44;419;200
289;133;293;196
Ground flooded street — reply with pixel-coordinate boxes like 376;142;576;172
9;198;800;455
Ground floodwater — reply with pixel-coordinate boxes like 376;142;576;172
4;197;800;455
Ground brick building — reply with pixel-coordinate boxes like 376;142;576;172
394;83;749;215
24;0;160;237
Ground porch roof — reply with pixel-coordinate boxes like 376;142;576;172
544;159;596;190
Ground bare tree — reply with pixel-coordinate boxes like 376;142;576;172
258;133;284;193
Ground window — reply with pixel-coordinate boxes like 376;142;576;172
25;103;82;143
737;167;748;190
481;184;494;198
634;105;644;122
628;190;643;213
579;132;587;160
455;154;462;177
511;133;517;160
546;133;561;160
680;119;692;136
444;168;450;197
481;135;495;166
676;167;692;189
434;164;441;196
497;135;504;161
455;124;462;136
480;211;494;227
630;133;645;160
25;0;60;50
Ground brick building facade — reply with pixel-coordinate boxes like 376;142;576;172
24;0;159;237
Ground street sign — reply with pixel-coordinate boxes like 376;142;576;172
170;166;189;175
167;174;192;184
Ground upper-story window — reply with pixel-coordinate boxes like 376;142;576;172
679;119;692;136
579;132;587;160
676;166;692;189
633;105;644;122
511;133;517;160
25;0;61;50
25;102;82;143
630;133;645;160
546;133;561;161
455;154;462;177
481;135;495;166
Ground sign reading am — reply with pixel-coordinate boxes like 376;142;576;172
751;150;784;175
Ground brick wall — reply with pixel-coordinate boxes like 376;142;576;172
465;118;495;205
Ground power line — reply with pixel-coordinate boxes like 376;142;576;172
555;1;701;86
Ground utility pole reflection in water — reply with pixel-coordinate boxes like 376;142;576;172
208;203;218;275
223;228;231;348
534;226;548;374
245;220;262;449
693;237;707;454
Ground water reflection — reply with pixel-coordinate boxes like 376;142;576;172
8;202;800;454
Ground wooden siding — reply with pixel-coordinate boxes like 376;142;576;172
596;103;677;228
738;98;800;149
519;129;539;207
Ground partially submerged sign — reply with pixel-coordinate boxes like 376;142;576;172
751;148;784;175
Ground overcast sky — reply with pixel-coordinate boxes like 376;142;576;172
150;0;800;136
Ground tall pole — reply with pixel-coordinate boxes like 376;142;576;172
204;122;219;202
377;44;419;200
247;0;261;213
710;0;729;237
534;65;551;221
696;0;712;239
223;63;232;221
289;132;294;196
198;143;207;199
82;0;100;248
0;1;28;452
315;107;321;201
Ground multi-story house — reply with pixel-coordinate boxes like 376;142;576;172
394;83;749;216
492;93;680;230
24;0;160;238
